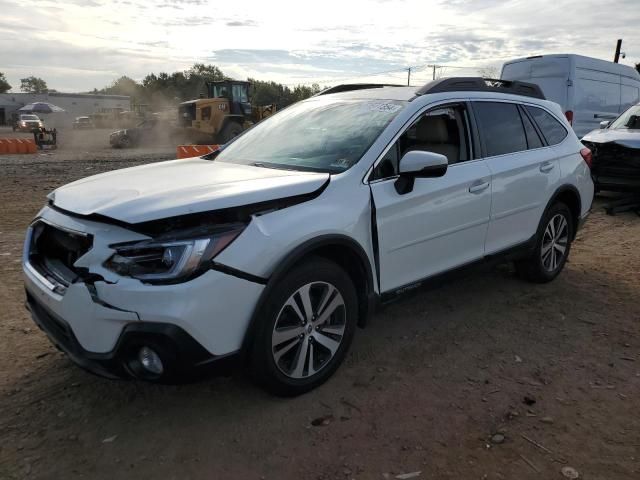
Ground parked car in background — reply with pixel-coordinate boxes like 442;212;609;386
13;114;44;132
582;102;640;192
23;78;593;396
501;54;640;138
72;116;94;129
109;118;175;148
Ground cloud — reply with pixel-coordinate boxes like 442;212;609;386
226;20;258;27
1;0;639;92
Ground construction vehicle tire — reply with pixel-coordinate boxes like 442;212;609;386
219;122;243;144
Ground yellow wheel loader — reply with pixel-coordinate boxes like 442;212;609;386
178;80;276;144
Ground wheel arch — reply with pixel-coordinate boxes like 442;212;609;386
241;235;376;355
546;184;582;240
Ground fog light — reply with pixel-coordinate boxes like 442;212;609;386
138;346;163;375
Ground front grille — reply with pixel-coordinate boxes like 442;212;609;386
28;221;93;287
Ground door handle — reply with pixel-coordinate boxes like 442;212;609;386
469;181;490;194
540;162;554;173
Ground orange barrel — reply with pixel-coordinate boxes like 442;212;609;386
6;140;17;154
26;139;37;153
0;140;7;154
16;139;27;154
176;144;219;159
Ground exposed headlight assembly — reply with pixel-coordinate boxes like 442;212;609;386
104;225;245;283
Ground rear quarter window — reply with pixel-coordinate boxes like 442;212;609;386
526;106;568;145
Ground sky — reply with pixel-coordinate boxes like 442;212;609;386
1;0;639;93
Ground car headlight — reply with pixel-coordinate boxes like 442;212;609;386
104;225;245;283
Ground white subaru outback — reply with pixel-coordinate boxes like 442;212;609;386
23;78;594;396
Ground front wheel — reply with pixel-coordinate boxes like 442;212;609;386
250;257;358;396
218;122;243;144
118;135;132;148
515;202;573;283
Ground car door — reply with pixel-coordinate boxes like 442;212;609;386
473;101;562;254
369;102;493;294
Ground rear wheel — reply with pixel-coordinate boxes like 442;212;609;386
218;122;243;144
250;258;358;396
515;202;573;283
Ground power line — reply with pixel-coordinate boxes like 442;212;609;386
276;61;496;87
280;66;410;87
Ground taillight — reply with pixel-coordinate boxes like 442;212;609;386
565;110;573;125
580;147;592;169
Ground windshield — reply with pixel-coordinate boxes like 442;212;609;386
610;104;640;130
21;115;39;120
216;98;406;173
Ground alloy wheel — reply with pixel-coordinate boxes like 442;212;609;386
271;281;346;379
541;213;569;272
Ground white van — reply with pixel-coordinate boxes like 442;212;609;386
501;54;640;137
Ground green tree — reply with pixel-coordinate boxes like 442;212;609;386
102;76;140;96
94;63;321;110
249;80;320;108
99;76;144;104
20;76;48;93
0;72;11;93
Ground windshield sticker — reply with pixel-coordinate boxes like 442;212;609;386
367;103;402;113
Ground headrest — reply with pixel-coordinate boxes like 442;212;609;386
416;115;449;143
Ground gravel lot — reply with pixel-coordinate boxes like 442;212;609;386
1;127;639;479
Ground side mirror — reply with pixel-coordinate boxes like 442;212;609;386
599;120;611;129
395;150;448;194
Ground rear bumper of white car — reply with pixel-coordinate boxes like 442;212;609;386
23;211;264;382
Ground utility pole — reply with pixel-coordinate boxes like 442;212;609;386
407;67;411;86
614;39;622;63
427;64;439;80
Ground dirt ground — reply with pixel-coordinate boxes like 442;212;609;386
1;127;639;480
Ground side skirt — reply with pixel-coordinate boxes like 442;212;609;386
378;235;536;304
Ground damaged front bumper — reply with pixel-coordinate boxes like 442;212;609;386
583;140;640;192
22;206;264;381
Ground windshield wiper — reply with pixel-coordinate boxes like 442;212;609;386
251;162;296;171
249;161;341;174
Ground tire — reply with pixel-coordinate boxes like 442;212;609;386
118;135;132;148
250;257;358;396
218;122;243;144
515;202;574;283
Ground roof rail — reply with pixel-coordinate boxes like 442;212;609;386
415;77;545;100
315;83;404;96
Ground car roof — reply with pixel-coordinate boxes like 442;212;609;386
311;83;564;121
314;77;546;103
312;86;417;101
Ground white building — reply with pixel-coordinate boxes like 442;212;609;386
0;92;130;129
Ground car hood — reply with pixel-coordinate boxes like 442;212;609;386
49;158;329;224
582;128;640;149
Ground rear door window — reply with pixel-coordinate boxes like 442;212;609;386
526;106;568;145
474;102;527;156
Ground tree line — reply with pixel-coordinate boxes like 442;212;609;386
0;75;50;94
0;65;323;109
90;63;322;109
